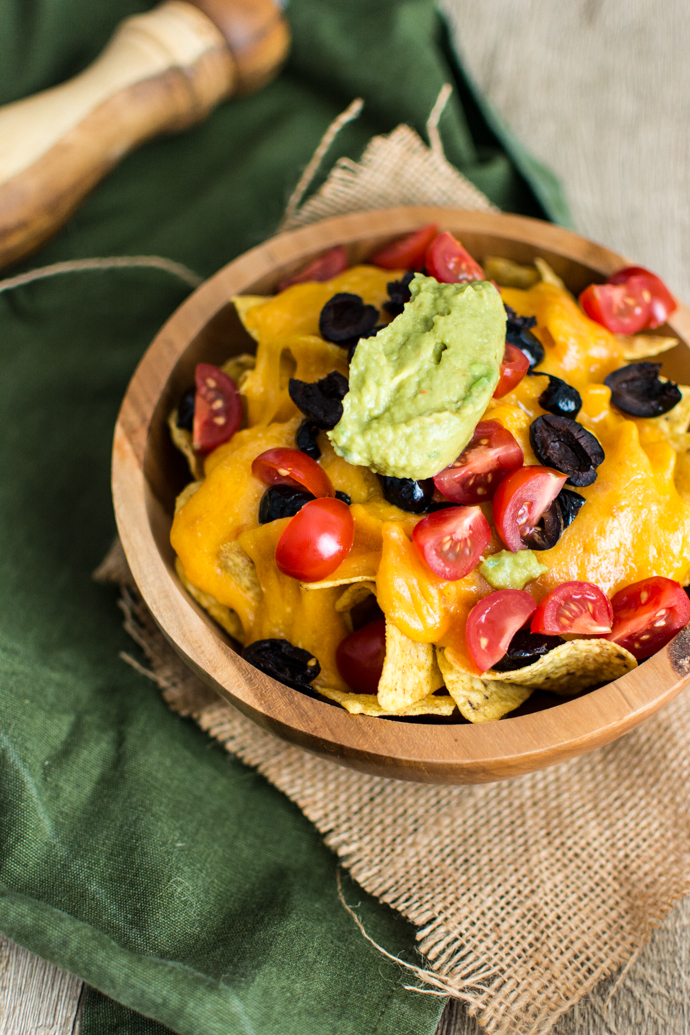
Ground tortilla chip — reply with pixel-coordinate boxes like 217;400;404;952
534;257;568;292
484;255;540;289
436;648;532;722
301;575;376;590
175;557;244;642
174;480;202;514
318;686;456;717
377;621;444;712
653;383;690;447
617;333;679;361
168;410;203;480
221;352;256;389
217;540;263;605
335;581;377;612
484;638;637;695
232;296;270;340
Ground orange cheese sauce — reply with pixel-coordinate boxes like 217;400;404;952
171;268;690;680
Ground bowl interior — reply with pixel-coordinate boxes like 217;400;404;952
115;207;690;782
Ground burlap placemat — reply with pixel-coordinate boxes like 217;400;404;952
101;106;690;1035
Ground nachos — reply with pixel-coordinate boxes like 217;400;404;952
168;226;690;721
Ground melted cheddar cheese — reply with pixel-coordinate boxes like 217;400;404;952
170;268;690;681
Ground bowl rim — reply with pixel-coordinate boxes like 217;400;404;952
112;205;690;784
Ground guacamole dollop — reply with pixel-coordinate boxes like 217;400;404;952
479;549;548;590
328;274;506;479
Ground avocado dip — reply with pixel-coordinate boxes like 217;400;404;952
328;274;506;479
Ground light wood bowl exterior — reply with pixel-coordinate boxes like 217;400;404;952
112;207;690;784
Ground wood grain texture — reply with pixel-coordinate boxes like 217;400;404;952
113;205;690;785
0;935;82;1035
0;0;289;271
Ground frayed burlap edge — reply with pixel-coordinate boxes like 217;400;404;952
96;537;690;1035
279;87;497;233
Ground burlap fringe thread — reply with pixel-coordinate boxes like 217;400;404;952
94;101;690;1035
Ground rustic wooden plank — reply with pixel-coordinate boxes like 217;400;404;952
0;936;82;1035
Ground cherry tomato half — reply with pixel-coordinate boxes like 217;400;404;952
192;363;242;456
466;589;537;672
493;343;531;399
336;618;386;693
252;447;334;498
425;231;485;284
277;245;348;291
370;223;438;271
412;506;492;581
492;466;567;553
605;576;690;659
531;581;613;636
607;266;677;328
275;497;354;582
433;421;523;505
579;276;653;334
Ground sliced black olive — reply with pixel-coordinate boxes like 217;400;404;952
259;485;315;524
176;386;195;431
383;271;414;317
243;638;320;691
557;487;586;527
530;415;604;487
288;371;349;430
378;475;435;513
604;362;682;417
520;498;564;550
296;418;321;460
319;293;379;345
335;490;351;505
504;305;537;331
536;374;582;418
505;305;544;369
492;629;564;672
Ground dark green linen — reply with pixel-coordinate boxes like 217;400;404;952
0;2;568;1033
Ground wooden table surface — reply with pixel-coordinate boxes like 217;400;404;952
4;0;690;1031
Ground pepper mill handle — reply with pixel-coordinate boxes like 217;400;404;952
0;0;289;271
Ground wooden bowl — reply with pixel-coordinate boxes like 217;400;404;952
112;206;690;784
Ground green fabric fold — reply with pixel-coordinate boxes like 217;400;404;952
0;2;568;1033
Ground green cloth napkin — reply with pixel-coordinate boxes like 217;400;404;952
0;2;568;1033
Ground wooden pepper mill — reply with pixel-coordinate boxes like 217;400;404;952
0;0;290;271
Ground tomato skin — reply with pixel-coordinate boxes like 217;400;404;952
493;343;531;399
252;447;334;498
607;266;677;328
579;277;653;334
336;618;386;693
412;506;492;581
531;581;613;635
466;589;537;672
275;497;354;582
371;223;438;270
605;577;690;659
433;421;523;505
192;363;242;456
492;466;567;553
425;231;485;284
277;245;348;291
